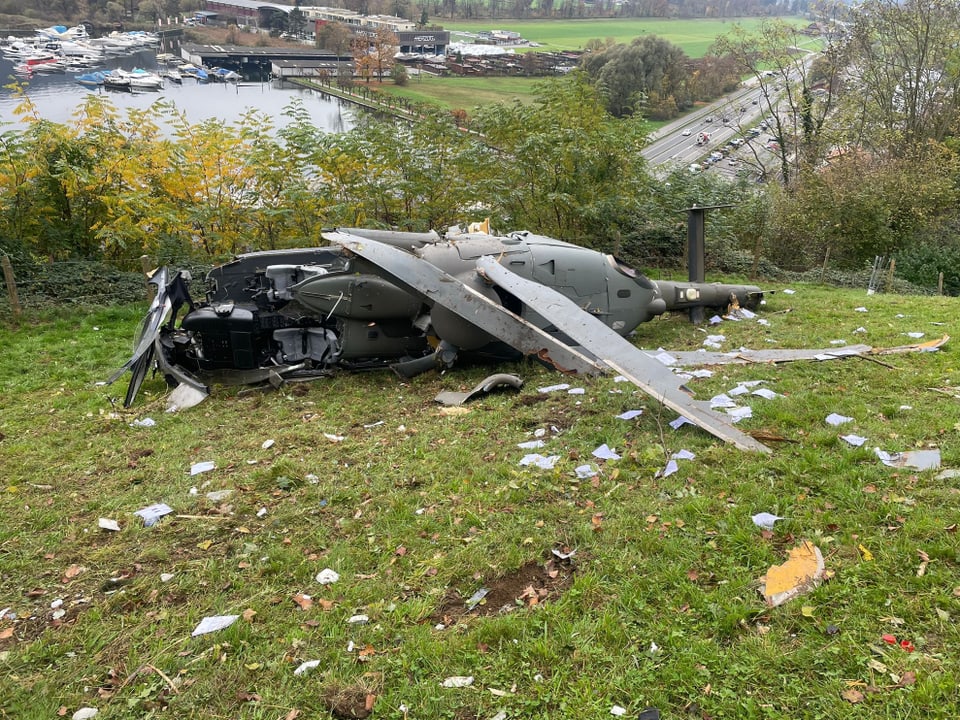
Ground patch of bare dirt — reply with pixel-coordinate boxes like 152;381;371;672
432;554;576;623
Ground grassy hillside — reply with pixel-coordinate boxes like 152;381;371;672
1;282;958;718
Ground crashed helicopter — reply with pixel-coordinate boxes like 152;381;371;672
108;226;770;452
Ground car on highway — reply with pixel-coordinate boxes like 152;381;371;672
682;129;692;136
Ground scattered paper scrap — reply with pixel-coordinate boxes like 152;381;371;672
611;706;627;717
658;459;678;478
875;448;941;470
190;461;216;476
347;614;369;625
752;512;785;531
650;351;677;366
538;383;570;394
752;388;780;400
519;454;559;470
575;464;599;479
592;444;621;461
671;449;695;460
466;588;489;611
760;540;825;607
669;416;692;430
130;418;155;428
826;413;853;426
855;306;868;312
841;434;868;447
294;660;321;676
710;394;736;409
616;410;643;420
315;568;340;585
906;332;925;339
191;614;239;637
727;406;753;422
134;503;173;528
262;439;275;449
442;676;474;688
517;440;545;449
98;518;120;532
782;288;795;294
72;709;98;720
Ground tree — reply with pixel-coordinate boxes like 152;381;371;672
472;73;650;249
317;21;353;56
580;35;690;119
713;20;845;186
288;6;307;38
844;0;960;155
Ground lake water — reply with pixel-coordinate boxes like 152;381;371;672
0;46;356;134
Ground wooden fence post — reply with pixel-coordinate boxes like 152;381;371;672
1;255;22;319
140;255;156;302
938;271;944;295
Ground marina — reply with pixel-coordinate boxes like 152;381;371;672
0;28;355;134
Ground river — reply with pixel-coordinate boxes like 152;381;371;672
0;45;355;134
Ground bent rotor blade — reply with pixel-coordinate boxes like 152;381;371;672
325;231;604;376
476;256;771;453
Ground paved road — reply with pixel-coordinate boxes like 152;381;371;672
642;81;775;179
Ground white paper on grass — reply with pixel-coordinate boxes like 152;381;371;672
190;461;216;476
442;676;474;688
575;464;599;479
826;413;854;426
751;512;785;530
752;388;780;400
782;288;796;294
709;315;723;325
592;444;621;461
671;449;696;460
98;517;120;532
854;326;867;334
757;318;771;326
537;383;570;393
710;394;736;409
855;306;868;312
616;410;643;420
841;434;868;447
517;439;545;449
659;459;678;478
519;454;560;470
728;385;749;397
727;406;753;422
906;332;925;339
567;387;585;395
294;660;321;676
134;503;173;527
315;568;340;585
669;416;692;430
829;339;847;346
191;614;239;637
739;308;757;319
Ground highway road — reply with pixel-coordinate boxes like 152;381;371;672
642;82;776;179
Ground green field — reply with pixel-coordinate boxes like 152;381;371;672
378;75;544;108
441;16;812;56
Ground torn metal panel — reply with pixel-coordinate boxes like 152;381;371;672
476;256;771;453
435;373;524;406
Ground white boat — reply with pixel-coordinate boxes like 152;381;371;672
165;68;183;83
116;67;164;89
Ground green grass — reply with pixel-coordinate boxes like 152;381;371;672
442;16;814;55
2;283;959;718
377;75;545;108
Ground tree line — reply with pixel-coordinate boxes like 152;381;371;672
2;0;959;294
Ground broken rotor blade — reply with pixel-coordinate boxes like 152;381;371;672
324;231;604;376
476;256;771;454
